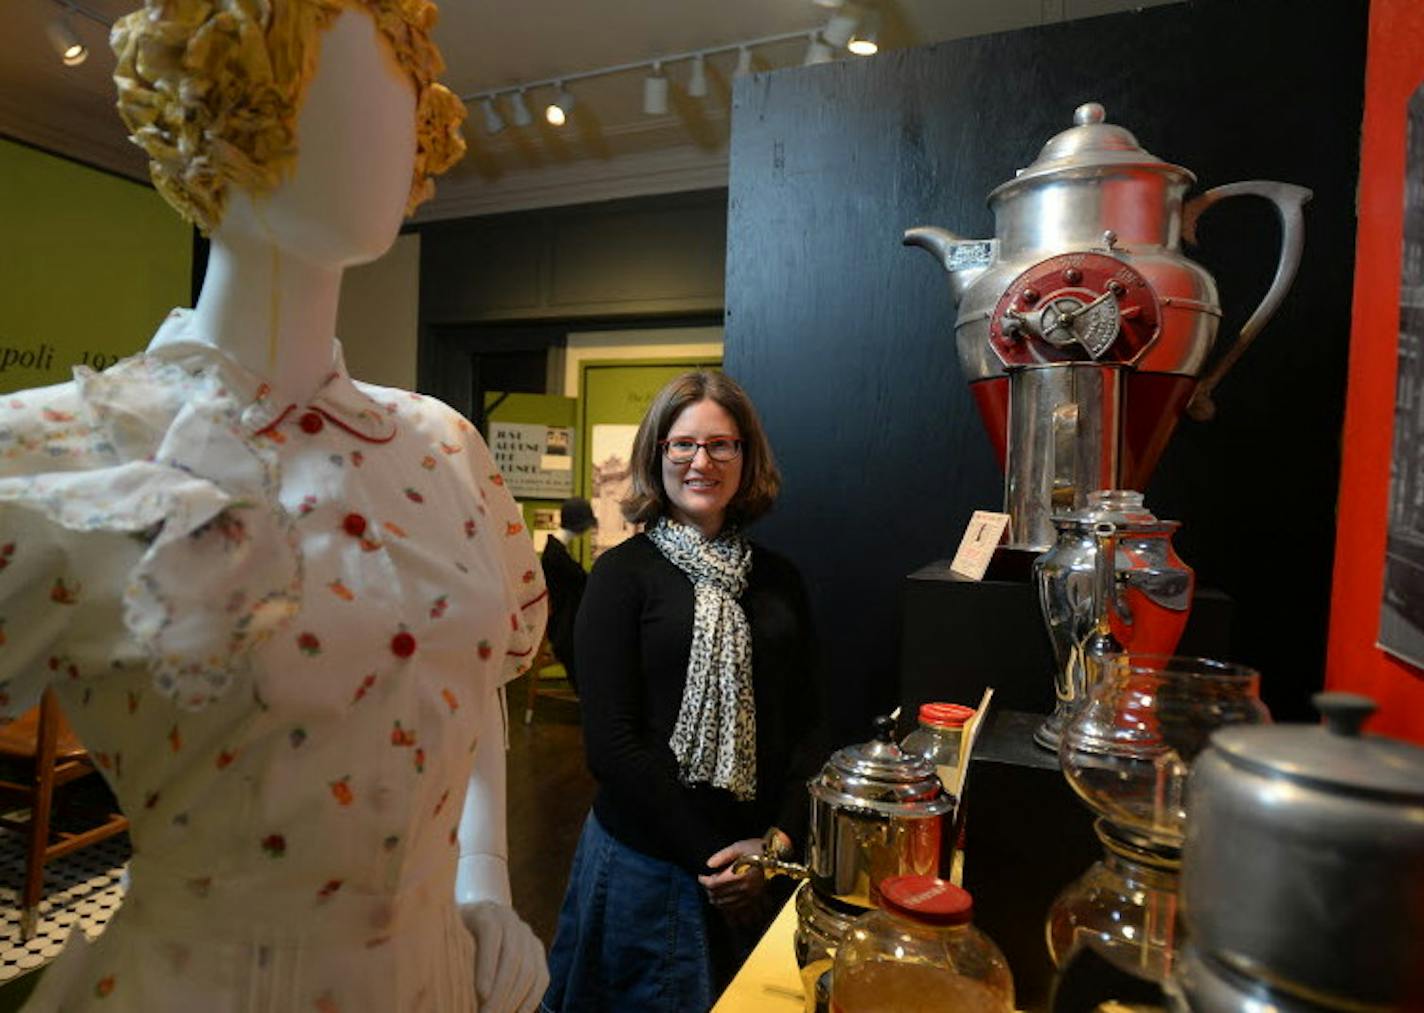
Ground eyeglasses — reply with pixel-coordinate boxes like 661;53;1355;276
658;437;743;464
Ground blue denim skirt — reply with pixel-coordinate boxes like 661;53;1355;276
541;812;714;1013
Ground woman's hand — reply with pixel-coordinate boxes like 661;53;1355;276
699;830;792;929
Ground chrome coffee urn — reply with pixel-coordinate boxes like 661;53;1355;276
905;102;1310;552
736;716;956;1011
1033;490;1194;749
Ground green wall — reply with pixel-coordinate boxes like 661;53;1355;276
0;139;192;394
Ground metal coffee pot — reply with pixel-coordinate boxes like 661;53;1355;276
1033;490;1193;750
1174;693;1424;1012
905;102;1310;551
738;716;956;908
736;716;955;1007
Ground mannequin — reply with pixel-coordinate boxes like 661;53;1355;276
0;3;545;1010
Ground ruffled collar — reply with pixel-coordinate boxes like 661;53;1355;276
146;309;397;444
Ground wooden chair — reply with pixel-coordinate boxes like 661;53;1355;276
0;689;129;939
523;636;578;725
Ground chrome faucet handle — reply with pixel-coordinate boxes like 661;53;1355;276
731;828;808;880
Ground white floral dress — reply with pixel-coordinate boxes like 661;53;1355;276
0;309;547;1011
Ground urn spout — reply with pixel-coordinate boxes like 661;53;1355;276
902;226;995;304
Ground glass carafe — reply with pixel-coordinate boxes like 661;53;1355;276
1047;819;1184;982
1058;654;1270;856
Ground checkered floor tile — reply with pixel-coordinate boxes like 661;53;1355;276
0;832;129;983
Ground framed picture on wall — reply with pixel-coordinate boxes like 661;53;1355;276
1380;84;1424;669
590;424;639;559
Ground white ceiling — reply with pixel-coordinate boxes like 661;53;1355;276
2;0;1176;219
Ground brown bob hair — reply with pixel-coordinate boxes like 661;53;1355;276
621;371;781;527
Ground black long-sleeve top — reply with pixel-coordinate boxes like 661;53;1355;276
574;532;821;877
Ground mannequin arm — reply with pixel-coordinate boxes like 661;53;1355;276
454;687;548;1012
456;686;512;907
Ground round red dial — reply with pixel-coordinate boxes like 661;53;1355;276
988;252;1161;367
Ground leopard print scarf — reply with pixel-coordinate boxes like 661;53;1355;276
647;516;757;801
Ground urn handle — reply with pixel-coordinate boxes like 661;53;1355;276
1181;181;1313;421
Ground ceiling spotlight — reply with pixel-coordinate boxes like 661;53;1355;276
509;89;533;127
643;62;669;115
46;17;87;67
687;53;708;98
803;32;834;66
546;83;575;126
735;46;753;77
481;97;505;135
848;11;881;55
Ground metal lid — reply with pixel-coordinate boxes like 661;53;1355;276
1051;489;1179;535
811;716;955;815
1210;692;1424;802
989;102;1194;202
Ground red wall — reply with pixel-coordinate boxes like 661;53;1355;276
1326;0;1424;742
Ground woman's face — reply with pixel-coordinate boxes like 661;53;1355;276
661;398;743;537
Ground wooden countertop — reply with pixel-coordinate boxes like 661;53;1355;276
712;895;806;1012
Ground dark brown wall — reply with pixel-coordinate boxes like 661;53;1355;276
723;0;1367;738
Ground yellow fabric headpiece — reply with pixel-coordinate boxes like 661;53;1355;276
111;0;466;234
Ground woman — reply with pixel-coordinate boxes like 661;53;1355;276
541;372;821;1012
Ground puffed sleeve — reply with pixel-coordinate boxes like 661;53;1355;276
0;382;159;719
1;363;303;717
460;418;548;689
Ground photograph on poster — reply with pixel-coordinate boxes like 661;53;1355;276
590;423;639;558
531;507;561;553
1380;86;1424;669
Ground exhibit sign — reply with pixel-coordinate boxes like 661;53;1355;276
488;421;574;499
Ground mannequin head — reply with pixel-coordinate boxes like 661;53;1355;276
111;0;466;237
221;6;415;266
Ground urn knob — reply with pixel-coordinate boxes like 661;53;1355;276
1074;102;1106;125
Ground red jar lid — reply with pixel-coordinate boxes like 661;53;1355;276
918;703;975;728
879;876;974;926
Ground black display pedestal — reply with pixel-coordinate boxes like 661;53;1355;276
898;562;1234;1010
898;560;1235;718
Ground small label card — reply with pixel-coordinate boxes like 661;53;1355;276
949;511;1011;580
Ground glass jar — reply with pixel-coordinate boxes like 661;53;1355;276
901;702;975;797
831;876;1013;1013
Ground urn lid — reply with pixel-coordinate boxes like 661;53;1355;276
811;715;956;815
1052;490;1179;534
1210;693;1424;802
989;102;1194;203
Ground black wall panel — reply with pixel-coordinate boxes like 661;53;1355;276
723;0;1367;738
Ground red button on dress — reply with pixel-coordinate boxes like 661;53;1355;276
390;632;417;658
342;513;367;538
299;411;324;434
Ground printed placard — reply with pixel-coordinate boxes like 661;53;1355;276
488;422;575;499
948;511;1011;580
